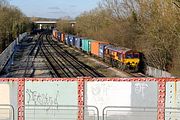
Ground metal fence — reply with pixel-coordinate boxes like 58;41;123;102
102;106;158;120
165;108;180;120
0;40;16;72
0;33;27;72
25;105;99;120
103;106;180;120
0;104;14;120
0;104;179;120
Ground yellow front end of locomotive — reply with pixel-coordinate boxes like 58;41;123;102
123;58;140;68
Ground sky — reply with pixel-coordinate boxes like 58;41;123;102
9;0;100;19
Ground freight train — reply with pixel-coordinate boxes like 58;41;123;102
52;29;140;72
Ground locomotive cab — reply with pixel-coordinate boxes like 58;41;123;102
124;52;140;69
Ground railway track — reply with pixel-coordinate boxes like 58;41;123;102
40;33;104;78
23;35;42;77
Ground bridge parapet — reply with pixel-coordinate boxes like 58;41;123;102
0;78;179;120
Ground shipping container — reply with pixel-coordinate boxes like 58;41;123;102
69;35;75;46
65;34;70;45
61;33;65;43
82;39;93;53
72;36;76;46
75;37;82;49
52;29;58;39
99;43;108;58
91;41;109;57
57;32;61;41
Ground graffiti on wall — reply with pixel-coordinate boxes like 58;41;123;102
25;82;78;107
134;83;149;98
26;89;60;106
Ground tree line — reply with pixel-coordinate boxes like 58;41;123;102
0;0;31;53
57;0;180;76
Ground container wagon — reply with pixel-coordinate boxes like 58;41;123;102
74;37;82;49
91;41;109;57
53;29;58;39
57;32;61;42
61;32;65;43
65;34;71;45
69;35;76;46
82;39;93;53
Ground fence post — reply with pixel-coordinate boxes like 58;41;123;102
77;77;85;120
157;79;166;120
18;79;25;120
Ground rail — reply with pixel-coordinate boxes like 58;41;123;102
47;34;104;77
46;35;84;77
41;34;70;77
39;33;104;78
23;35;41;77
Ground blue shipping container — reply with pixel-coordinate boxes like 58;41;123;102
57;32;61;41
65;34;70;45
69;35;75;46
72;36;76;46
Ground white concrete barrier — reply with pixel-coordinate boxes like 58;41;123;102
146;66;173;78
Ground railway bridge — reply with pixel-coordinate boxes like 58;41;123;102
0;78;180;120
33;20;76;29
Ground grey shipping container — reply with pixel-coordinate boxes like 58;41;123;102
99;43;107;58
75;37;82;49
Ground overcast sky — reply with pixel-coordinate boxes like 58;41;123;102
9;0;100;19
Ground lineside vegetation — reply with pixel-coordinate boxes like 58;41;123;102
0;0;31;52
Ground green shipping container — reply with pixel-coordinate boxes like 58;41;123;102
82;39;92;53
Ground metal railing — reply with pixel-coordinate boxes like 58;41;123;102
0;104;14;120
103;106;158;120
0;40;16;72
25;105;99;120
0;32;28;73
103;106;180;120
165;107;180;120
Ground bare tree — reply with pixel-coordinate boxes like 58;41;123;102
0;0;30;52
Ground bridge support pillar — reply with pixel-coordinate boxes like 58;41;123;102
39;24;42;29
